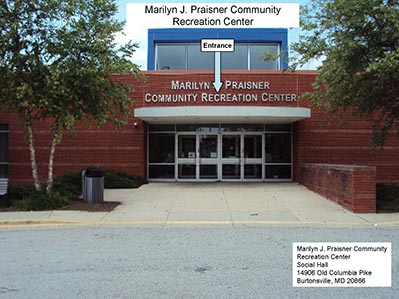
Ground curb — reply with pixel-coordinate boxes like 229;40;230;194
1;219;399;229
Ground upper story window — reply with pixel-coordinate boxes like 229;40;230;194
0;123;9;179
155;43;280;71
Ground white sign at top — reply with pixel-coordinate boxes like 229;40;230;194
128;3;300;29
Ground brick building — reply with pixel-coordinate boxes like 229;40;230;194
1;29;398;212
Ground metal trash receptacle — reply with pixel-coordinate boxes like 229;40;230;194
82;166;104;203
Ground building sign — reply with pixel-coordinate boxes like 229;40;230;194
144;80;297;104
128;3;300;29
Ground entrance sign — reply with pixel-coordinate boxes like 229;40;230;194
201;39;235;52
127;3;300;29
201;39;235;93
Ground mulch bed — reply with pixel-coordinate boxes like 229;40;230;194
65;200;120;212
0;199;120;212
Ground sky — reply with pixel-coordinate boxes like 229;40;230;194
115;0;319;70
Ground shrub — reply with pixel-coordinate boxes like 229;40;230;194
16;192;70;211
52;169;145;196
376;184;399;211
53;171;82;198
104;170;145;189
7;184;37;199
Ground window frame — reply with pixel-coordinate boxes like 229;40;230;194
155;42;281;71
0;123;9;179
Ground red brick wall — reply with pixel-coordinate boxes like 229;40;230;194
293;109;399;184
1;70;399;187
0;113;147;184
299;163;377;213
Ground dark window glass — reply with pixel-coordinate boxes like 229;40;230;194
265;124;291;132
222;164;240;179
177;124;219;132
200;165;217;179
265;133;291;163
244;135;262;158
250;44;279;70
149;134;175;163
265;165;291;179
0;124;9;131
178;164;196;179
177;124;199;132
199;135;218;158
0;132;8;163
178;135;196;158
149;124;175;132
221;124;263;132
157;44;185;70
244;164;262;179
0;165;8;178
222;135;240;158
149;165;175;179
188;44;213;70
222;44;247;70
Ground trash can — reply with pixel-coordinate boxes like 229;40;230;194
82;166;104;203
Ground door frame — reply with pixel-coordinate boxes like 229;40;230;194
176;132;220;182
220;132;264;182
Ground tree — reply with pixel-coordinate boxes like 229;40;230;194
0;0;139;193
291;0;399;146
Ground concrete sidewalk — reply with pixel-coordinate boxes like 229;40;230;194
1;183;399;228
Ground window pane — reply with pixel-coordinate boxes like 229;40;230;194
178;135;196;158
222;136;240;158
177;124;218;132
222;164;240;179
265;124;291;132
0;124;9;131
188;44;213;70
222;44;247;70
149;124;175;132
178;164;196;179
149;165;175;179
265;165;291;179
200;165;217;179
199;135;218;158
244;135;262;158
265;133;291;163
149;134;175;163
157;44;185;70
250;44;279;70
244;164;262;179
0;165;8;178
0;132;8;163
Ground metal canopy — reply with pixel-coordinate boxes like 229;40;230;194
134;106;311;124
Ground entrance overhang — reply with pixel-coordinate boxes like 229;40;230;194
134;106;310;124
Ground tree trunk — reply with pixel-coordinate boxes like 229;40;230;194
46;125;62;194
25;113;41;192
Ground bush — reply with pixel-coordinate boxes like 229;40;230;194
15;192;70;211
104;170;145;189
53;171;82;198
376;184;399;211
7;184;37;199
52;169;145;196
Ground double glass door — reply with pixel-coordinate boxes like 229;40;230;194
177;133;263;181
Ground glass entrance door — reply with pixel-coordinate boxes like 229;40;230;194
177;133;219;181
198;134;218;180
221;133;263;181
221;135;241;180
177;134;196;180
243;135;263;180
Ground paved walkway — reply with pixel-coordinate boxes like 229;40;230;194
1;183;399;228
